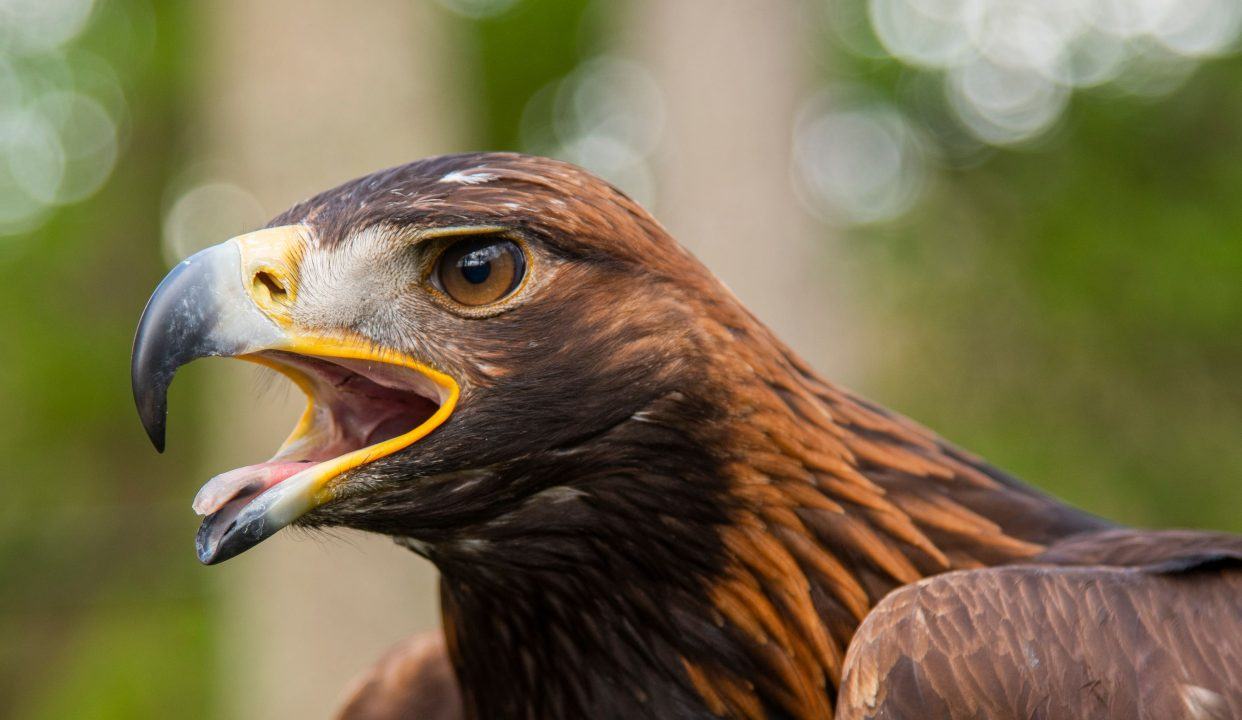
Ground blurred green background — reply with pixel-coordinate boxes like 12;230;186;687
1;0;1238;717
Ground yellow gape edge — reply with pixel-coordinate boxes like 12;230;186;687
227;224;461;508
242;337;461;506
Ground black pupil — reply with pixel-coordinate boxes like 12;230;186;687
458;247;496;284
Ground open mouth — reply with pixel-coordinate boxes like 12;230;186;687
130;227;461;563
190;342;458;562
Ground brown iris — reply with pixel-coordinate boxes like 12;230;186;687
434;237;526;307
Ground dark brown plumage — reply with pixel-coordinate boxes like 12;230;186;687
839;534;1242;719
132;153;1242;719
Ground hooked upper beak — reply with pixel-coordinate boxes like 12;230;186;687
131;226;458;564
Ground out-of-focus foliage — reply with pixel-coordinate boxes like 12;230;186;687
816;10;1242;530
0;2;215;718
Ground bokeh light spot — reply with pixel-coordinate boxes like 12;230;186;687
793;92;929;225
162;181;267;267
432;0;520;20
521;56;664;208
29;91;117;203
0;0;96;55
0;0;128;239
948;59;1069;145
858;0;1242;150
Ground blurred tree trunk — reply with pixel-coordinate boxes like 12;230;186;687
194;2;464;718
624;0;861;382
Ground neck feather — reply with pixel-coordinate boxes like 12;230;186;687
427;317;1105;719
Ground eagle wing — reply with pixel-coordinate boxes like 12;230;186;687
836;530;1242;720
335;631;462;720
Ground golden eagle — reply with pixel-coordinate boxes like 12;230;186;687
132;153;1242;719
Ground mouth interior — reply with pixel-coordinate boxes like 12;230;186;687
193;351;443;522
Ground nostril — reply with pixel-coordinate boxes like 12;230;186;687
253;270;288;301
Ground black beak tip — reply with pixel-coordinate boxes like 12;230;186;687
196;508;270;565
196;516;237;565
132;381;168;453
131;324;171;453
144;417;167;454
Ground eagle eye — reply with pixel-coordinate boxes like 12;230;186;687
433;237;527;307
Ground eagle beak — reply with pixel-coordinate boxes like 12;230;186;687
132;226;459;565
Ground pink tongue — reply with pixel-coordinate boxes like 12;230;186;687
193;461;314;516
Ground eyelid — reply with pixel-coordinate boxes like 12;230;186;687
411;224;510;244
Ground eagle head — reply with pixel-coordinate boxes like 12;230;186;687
133;152;741;566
